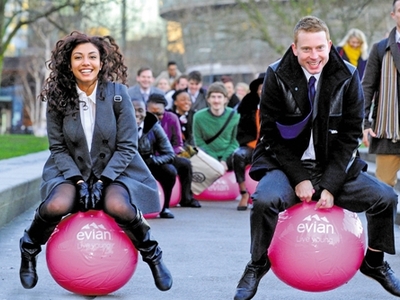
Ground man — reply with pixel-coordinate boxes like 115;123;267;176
187;70;208;113
128;67;164;102
362;0;400;188
155;61;182;86
147;94;201;208
234;16;400;300
221;75;240;108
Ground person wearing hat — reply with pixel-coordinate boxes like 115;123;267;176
147;93;201;208
234;73;265;210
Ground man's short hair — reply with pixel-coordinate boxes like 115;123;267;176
147;93;168;107
137;67;152;76
206;82;228;99
188;70;202;83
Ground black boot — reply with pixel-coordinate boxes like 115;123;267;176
19;210;58;289
119;211;173;291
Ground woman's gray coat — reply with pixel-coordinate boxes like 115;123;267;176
40;82;160;214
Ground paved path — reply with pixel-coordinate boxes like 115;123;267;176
1;199;400;300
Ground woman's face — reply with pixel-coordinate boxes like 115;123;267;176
174;92;192;114
157;78;170;92
348;37;361;49
70;42;102;90
133;100;146;125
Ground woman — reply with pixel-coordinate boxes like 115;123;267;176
171;89;194;146
234;73;264;210
337;28;368;79
19;32;172;292
132;99;177;218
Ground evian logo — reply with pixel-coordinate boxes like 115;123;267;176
206;179;229;191
76;222;115;255
296;214;336;244
76;222;112;241
297;214;335;234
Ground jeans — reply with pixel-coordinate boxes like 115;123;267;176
250;168;398;261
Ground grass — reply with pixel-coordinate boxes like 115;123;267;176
0;134;49;160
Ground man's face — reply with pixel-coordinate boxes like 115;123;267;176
188;79;202;95
168;64;178;77
207;92;228;110
147;102;165;121
391;1;400;29
136;70;154;90
224;81;235;98
133;100;146;125
291;30;331;75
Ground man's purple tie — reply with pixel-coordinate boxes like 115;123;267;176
308;76;316;104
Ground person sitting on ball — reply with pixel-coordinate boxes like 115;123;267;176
19;31;172;292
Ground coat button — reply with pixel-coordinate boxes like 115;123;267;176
99;153;105;159
102;140;108;144
77;156;83;161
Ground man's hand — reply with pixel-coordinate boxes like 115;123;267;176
314;189;334;209
77;181;90;211
362;128;376;148
295;180;315;202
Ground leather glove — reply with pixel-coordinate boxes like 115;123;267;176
77;181;90;211
91;181;104;209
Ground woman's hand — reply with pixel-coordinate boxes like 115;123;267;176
77;181;90;211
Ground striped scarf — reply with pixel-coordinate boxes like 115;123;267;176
374;50;400;142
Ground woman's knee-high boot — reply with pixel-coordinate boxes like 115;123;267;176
19;210;58;289
119;211;173;291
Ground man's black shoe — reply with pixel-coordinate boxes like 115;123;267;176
180;199;201;208
360;259;400;297
234;259;271;300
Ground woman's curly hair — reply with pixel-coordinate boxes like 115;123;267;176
40;31;128;115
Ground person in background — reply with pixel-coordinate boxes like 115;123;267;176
187;70;208;113
133;99;176;219
155;61;182;86
234;73;264;210
362;0;400;188
128;67;164;102
18;31;172;292
147;94;201;208
165;74;189;110
235;82;250;101
155;77;171;94
234;15;400;300
221;75;240;108
192;82;240;190
337;28;369;79
172;89;195;146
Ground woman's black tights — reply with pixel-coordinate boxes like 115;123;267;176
39;183;137;225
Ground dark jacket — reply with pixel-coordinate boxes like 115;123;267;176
189;88;208;113
362;27;400;154
236;91;259;146
41;82;160;214
250;46;367;198
171;109;195;146
138;112;175;166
